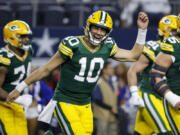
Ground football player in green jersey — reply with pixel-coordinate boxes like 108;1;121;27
150;15;180;135
0;20;33;135
7;10;148;135
127;15;179;135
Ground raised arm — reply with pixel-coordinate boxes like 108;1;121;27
113;12;149;62
150;52;180;109
7;52;65;103
127;54;149;107
128;54;149;86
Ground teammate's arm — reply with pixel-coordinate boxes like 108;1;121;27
127;54;149;107
150;52;180;109
0;66;9;101
128;54;149;86
7;52;66;103
113;12;149;62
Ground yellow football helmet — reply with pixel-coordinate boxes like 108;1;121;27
177;14;180;29
85;10;113;46
158;15;178;38
3;20;32;48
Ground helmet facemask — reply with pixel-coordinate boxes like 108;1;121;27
87;23;111;46
85;10;113;46
19;34;32;51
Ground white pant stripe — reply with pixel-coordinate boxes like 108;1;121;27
144;93;166;132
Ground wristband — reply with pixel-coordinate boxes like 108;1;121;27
136;29;147;45
130;86;138;93
15;81;28;93
165;91;180;107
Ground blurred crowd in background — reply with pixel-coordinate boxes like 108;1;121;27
0;0;179;28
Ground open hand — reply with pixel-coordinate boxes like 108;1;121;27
6;89;20;104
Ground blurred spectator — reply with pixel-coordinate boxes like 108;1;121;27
47;68;60;90
170;0;180;14
92;62;118;135
120;0;171;27
115;63;129;106
115;63;129;135
24;80;53;135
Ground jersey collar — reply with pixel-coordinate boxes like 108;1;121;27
5;45;28;62
78;36;101;53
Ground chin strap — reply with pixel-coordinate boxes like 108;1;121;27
89;32;101;46
20;45;31;51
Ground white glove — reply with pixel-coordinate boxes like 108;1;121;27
14;94;33;109
165;91;180;108
129;86;145;107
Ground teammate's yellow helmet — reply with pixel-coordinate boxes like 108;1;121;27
3;20;32;48
85;10;113;46
158;15;178;38
177;15;180;30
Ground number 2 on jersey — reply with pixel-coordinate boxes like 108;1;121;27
74;57;104;83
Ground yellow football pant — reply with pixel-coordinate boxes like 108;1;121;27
134;92;172;134
163;99;180;135
0;101;28;135
54;102;93;135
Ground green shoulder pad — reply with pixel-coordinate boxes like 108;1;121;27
0;48;12;67
160;37;179;54
143;40;160;61
58;36;79;60
105;37;118;57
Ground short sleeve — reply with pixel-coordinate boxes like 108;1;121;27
58;37;74;60
0;51;11;68
160;42;174;55
110;43;118;57
105;38;118;57
159;37;179;55
143;41;158;62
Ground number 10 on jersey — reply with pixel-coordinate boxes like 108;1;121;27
74;57;104;83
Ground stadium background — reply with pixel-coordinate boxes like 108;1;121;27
1;0;178;66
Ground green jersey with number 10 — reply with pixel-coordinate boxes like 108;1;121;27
0;45;32;93
53;36;117;105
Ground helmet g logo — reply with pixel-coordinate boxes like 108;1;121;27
9;25;19;31
163;18;172;25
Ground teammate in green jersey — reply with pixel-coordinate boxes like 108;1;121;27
127;15;179;135
150;15;180;135
7;10;148;135
0;20;33;135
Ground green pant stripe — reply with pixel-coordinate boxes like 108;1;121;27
143;93;168;132
163;99;179;135
0;119;7;135
56;103;74;135
55;107;67;135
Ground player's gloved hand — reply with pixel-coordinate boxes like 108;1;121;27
14;94;32;109
165;91;180;110
129;86;145;107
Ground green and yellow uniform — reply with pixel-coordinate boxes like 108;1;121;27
134;41;172;135
160;36;180;135
53;35;117;135
0;45;32;135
